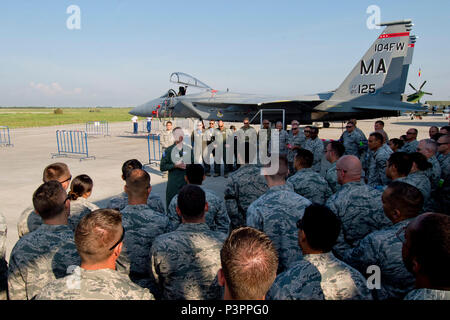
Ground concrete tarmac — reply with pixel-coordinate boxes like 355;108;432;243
1;114;448;260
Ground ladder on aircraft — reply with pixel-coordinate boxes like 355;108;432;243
249;109;286;129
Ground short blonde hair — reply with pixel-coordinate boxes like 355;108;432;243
75;209;123;264
43;162;70;182
221;227;278;299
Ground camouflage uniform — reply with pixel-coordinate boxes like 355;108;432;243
239;125;257;142
17;206;42;238
436;153;450;214
275;129;289;156
114;204;170;296
304;137;324;173
116;224;168;298
107;192;165;214
367;143;393;187
8;224;81;300
424;155;441;190
150;223;226;300
287;168;332;205
396;172;431;207
438;153;450;178
68;197;99;232
0;212;7;300
340;218;416;300
267;252;372;300
246;184;312;273
404;288;450;300
120;204;171;232
214;127;233;175
398;140;419;153
35;267;154;300
324;162;341;194
287;131;305;163
160;129;175;153
339;130;367;158
325;182;392;257
168;186;230;234
223;165;268;230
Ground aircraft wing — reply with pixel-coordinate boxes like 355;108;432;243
190;93;326;107
353;104;426;112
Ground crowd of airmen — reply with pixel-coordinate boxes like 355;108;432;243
0;118;449;300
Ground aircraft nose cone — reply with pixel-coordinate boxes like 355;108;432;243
130;99;159;117
129;104;147;116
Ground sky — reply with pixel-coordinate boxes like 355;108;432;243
1;0;449;107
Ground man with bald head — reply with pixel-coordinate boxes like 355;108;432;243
247;155;312;273
118;169;171;294
399;128;419;153
121;168;170;231
107;159;165;213
326;155;391;258
402;213;450;300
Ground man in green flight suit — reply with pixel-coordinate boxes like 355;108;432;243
160;127;194;209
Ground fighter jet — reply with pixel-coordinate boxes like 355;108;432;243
130;20;425;126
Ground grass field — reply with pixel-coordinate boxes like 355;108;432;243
0;107;135;128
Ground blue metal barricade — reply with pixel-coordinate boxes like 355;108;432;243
146;134;161;166
85;121;110;136
0;126;13;147
53;130;95;161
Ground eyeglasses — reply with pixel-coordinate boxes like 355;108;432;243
395;226;407;244
296;219;303;229
59;175;72;184
109;227;125;250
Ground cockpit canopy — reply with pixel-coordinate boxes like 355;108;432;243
170;72;211;90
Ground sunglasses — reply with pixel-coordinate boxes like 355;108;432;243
346;126;353;128
59;175;72;184
437;142;449;146
109;227;125;250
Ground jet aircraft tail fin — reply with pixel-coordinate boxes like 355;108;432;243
331;20;416;102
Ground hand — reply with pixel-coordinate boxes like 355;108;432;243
175;162;186;170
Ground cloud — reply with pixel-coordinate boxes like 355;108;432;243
29;82;83;96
